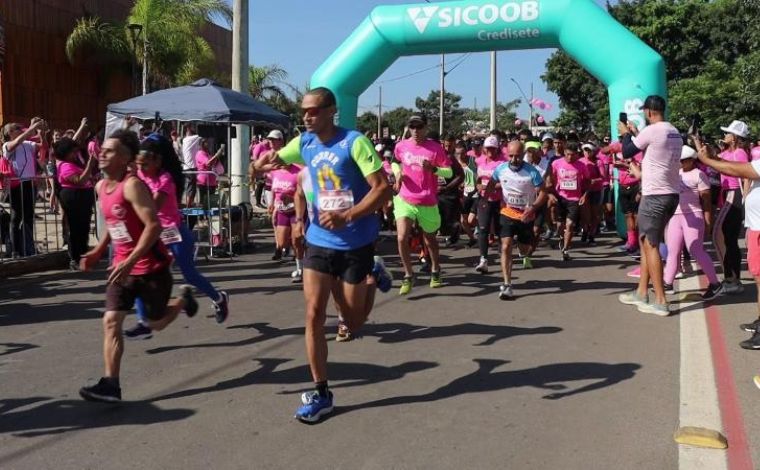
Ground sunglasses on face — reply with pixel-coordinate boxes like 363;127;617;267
301;104;330;116
409;124;425;130
508;153;522;158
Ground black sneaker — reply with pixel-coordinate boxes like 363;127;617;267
466;238;477;248
69;260;80;271
180;284;198;318
79;377;122;403
580;232;588;243
271;248;282;261
702;283;723;302
561;250;570;262
663;283;675;295
124;322;153;340
740;330;760;350
587;236;596;246
213;291;230;324
740;318;760;333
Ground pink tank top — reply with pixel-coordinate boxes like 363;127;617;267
98;177;168;275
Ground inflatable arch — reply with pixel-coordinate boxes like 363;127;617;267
310;0;666;137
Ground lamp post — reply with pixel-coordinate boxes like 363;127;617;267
510;78;533;131
127;23;143;97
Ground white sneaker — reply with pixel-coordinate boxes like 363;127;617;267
499;284;514;300
291;269;303;283
475;258;488;274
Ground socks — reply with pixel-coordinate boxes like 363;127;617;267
295;259;302;271
315;381;329;398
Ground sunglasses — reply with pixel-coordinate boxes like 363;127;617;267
508;153;522;158
409;124;425;130
301;104;331;116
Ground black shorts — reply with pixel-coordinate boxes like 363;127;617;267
637;194;679;246
619;184;640;215
466;195;479;215
105;266;173;320
500;215;534;244
557;197;581;224
304;242;374;284
602;186;614;205
438;194;461;235
184;171;197;197
587;190;603;206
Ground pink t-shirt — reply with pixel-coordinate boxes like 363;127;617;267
632;121;683;196
271;165;300;212
751;146;760;162
57;161;93;189
597;153;613;186
552;158;589;201
196;150;220;187
87;140;101;158
580;156;607;192
475;156;505;202
618;153;644;186
466;149;483;160
139;170;181;227
719;148;749;190
382;160;396;185
394;139;450;206
252;141;271;161
675;168;709;215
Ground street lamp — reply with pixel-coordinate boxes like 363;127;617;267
510;78;533;131
127;23;143;96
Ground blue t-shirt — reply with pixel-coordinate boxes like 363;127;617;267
279;128;382;250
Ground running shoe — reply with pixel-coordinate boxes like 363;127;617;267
399;276;413;296
372;256;392;293
637;301;670;317
69;260;80;271
291;269;303;284
561;250;570;262
522;256;533;269
722;280;744;295
740;330;760;350
616;244;632;253
466;238;477;248
663;283;675;295
701;283;723;302
618;290;648;307
124;322;153;340
429;271;442;288
79;377;122;403
475;258;488;273
626;267;641;278
336;321;352;342
180;285;199;318
271;248;282;261
420;261;431;274
213;291;229;323
740;318;760;333
499;284;514;300
580;232;588;244
587;237;597;246
674;271;684;279
541;229;553;241
295;391;334;423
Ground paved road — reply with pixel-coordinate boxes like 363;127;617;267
0;229;757;469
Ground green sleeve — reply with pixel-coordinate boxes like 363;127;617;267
391;162;401;175
435;167;453;178
278;135;304;165
351;135;383;177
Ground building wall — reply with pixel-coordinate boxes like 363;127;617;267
0;0;232;132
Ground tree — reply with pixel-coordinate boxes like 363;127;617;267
66;0;232;90
414;90;464;135
356;111;379;135
248;65;289;103
382;107;415;137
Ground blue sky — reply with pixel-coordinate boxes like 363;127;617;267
247;1;614;121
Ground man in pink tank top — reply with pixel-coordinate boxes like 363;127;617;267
78;129;198;403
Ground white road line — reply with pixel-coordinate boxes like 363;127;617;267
678;274;728;469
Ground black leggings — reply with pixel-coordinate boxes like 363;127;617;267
714;189;744;280
477;199;501;258
8;180;36;256
59;187;94;263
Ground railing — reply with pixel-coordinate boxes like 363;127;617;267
182;170;236;260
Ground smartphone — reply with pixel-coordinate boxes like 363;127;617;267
619;112;628;124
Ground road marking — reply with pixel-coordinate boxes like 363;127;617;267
678;274;728;469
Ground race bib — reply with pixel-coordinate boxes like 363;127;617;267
506;192;528;208
318;189;354;212
159;224;182;245
276;201;295;213
107;221;133;244
560;179;578;190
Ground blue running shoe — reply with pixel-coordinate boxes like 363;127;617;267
295;391;334;423
372;256;392;293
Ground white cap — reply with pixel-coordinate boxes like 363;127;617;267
680;145;697;160
582;142;597;151
484;136;499;148
375;144;384;153
266;129;284;140
720;120;750;139
541;132;555;142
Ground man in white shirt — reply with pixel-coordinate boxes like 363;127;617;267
181;125;202;206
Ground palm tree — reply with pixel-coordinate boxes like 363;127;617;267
66;0;232;91
248;65;290;103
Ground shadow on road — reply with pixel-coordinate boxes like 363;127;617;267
0;301;103;327
0;342;39;357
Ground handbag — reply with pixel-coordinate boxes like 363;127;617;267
0;155;19;190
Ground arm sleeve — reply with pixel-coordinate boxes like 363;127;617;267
278;135;304;165
622;134;643;159
350;136;382;177
435;167;453;178
391;162;401;176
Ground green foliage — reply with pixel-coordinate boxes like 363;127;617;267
414;90;464;134
543;0;760;138
382;107;415;137
356;111;379;135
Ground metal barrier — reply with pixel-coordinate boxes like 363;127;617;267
0;175;75;261
182;170;235;260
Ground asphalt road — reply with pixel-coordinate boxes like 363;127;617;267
1;229;757;469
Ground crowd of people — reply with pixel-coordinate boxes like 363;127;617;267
4;86;760;422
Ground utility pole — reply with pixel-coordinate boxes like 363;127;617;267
378;86;382;140
142;34;148;95
439;54;445;135
230;0;249;205
530;82;534;131
490;51;497;130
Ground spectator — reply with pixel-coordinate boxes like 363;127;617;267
195;138;225;209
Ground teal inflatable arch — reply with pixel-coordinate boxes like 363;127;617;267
311;0;666;137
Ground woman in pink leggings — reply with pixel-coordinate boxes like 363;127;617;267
663;146;721;301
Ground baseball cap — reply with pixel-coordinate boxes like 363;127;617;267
407;115;427;126
383;149;392;158
483;136;499;148
639;95;666;112
582;142;597;151
680;145;697;160
374;144;384;153
541;132;554;142
525;141;541;151
720;120;750;139
266;129;284;140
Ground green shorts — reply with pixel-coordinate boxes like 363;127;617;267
394;196;441;234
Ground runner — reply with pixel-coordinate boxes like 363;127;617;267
392;114;452;294
78;129;198;402
455;143;478;247
123;133;230;340
259;87;392;422
483;140;547;299
579;142;607;245
608;140;643;255
547;141;590;261
438;136;465;247
474;136;505;273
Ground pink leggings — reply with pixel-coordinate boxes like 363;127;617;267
664;211;719;285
